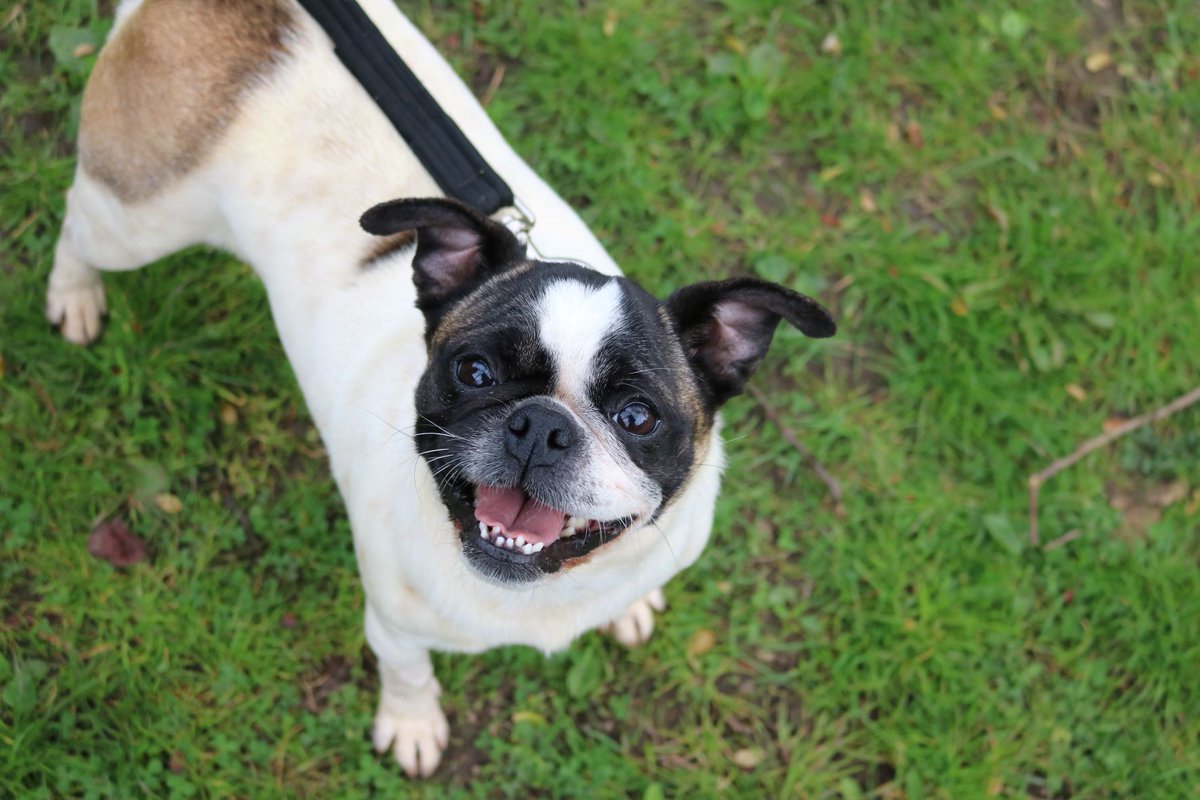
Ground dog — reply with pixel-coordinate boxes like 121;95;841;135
47;0;835;777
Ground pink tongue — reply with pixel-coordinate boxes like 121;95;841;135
474;485;567;545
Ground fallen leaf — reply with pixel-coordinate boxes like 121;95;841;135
820;31;841;56
512;710;547;726
80;642;114;660
219;403;238;426
687;629;716;656
48;26;97;73
950;296;968;317
1085;51;1113;73
72;42;94;58
987;96;1007;120
1146;170;1168;188
602;9;617;37
1102;417;1128;434
3;5;25;31
154;493;182;514
859;190;877;213
732;748;765;770
885;121;901;144
986;204;1009;231
819;212;841;229
818;164;845;182
88;519;147;567
904;120;924;148
1065;384;1087;401
280;613;298;630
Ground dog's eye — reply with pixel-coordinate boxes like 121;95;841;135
613;402;659;436
456;357;497;388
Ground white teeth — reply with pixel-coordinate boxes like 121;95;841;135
482;528;544;556
566;516;585;530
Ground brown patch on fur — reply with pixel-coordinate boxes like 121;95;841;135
78;0;296;203
657;304;712;443
361;230;416;268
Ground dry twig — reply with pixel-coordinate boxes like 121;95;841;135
1042;528;1082;553
1028;384;1200;545
746;385;843;509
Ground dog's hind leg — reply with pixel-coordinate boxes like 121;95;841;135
46;167;228;345
47;0;291;344
46;213;107;346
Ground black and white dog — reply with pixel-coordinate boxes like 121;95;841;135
47;0;834;777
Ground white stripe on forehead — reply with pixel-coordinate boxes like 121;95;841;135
536;279;625;400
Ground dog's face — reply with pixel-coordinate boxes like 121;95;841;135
361;198;835;584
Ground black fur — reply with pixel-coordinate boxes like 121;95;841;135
359;197;526;333
665;278;835;406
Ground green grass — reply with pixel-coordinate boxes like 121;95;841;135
3;0;1200;797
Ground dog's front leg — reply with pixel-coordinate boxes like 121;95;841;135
602;588;667;647
365;607;448;778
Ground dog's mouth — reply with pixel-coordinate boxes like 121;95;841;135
446;482;637;581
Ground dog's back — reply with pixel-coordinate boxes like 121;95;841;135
79;0;296;205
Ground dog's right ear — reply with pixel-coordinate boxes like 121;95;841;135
359;197;526;317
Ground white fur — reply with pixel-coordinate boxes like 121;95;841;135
538;279;624;401
49;0;724;778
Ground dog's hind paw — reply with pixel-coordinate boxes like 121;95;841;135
372;692;450;778
46;277;106;346
602;588;667;647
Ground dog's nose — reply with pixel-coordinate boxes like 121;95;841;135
505;403;578;468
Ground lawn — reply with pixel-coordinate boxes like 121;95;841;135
3;0;1200;797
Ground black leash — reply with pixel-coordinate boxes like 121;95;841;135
296;0;515;215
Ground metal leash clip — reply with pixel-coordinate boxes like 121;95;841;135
495;196;541;257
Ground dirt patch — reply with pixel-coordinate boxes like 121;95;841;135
300;654;354;713
0;567;41;633
1107;475;1191;541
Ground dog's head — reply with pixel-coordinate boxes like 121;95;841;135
361;198;835;585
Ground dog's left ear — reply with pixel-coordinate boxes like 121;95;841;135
360;197;525;316
665;277;836;406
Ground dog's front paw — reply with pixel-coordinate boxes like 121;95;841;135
46;278;106;345
372;688;450;778
602;588;667;647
